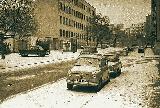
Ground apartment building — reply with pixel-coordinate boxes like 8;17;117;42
34;0;96;50
130;23;145;35
145;14;152;45
151;0;160;42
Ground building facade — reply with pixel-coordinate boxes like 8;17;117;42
145;14;151;45
34;0;96;50
130;23;145;35
129;22;146;46
151;0;160;43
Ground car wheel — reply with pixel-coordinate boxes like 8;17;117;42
117;68;121;76
108;76;110;82
40;54;45;57
95;78;102;92
21;54;25;57
67;83;73;90
22;54;28;57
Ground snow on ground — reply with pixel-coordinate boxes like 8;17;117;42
0;47;124;73
0;60;158;108
0;50;80;73
0;48;159;108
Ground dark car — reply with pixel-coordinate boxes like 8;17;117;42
80;46;97;54
138;46;144;53
19;46;50;57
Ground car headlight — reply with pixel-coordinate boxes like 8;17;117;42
92;71;99;78
92;74;96;78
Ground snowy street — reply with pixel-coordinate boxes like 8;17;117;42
1;48;159;108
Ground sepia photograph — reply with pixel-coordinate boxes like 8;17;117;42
0;0;160;108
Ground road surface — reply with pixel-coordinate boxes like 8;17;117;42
1;48;159;108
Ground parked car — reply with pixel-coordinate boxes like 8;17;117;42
103;52;122;77
80;46;97;55
116;48;128;56
19;46;50;57
66;54;110;91
138;46;144;53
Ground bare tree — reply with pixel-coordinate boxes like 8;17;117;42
89;13;110;48
0;0;37;38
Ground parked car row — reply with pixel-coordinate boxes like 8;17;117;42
66;47;123;92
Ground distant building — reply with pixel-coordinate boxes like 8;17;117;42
151;0;160;53
33;0;96;50
116;24;124;30
129;22;146;46
145;14;151;45
130;22;145;35
151;0;160;42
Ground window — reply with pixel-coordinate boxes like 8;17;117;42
63;4;65;11
63;17;65;25
60;29;62;37
68;31;71;38
63;30;65;37
65;6;68;13
81;24;83;30
66;31;69;38
76;11;78;17
79;23;81;29
74;21;76;27
86;16;88;21
76;22;78;28
59;2;63;10
77;33;79;39
66;18;68;25
78;23;79;29
60;16;62;24
92;11;95;16
69;7;71;14
71;32;73;37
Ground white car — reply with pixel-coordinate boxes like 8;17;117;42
104;52;122;77
66;54;110;91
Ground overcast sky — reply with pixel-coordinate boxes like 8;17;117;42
86;0;151;28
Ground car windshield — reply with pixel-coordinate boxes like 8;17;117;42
75;57;99;67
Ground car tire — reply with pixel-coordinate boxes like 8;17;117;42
21;54;28;57
108;77;110;82
117;68;121;76
95;78;102;92
67;83;73;90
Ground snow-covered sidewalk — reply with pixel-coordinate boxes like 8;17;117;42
0;50;80;73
